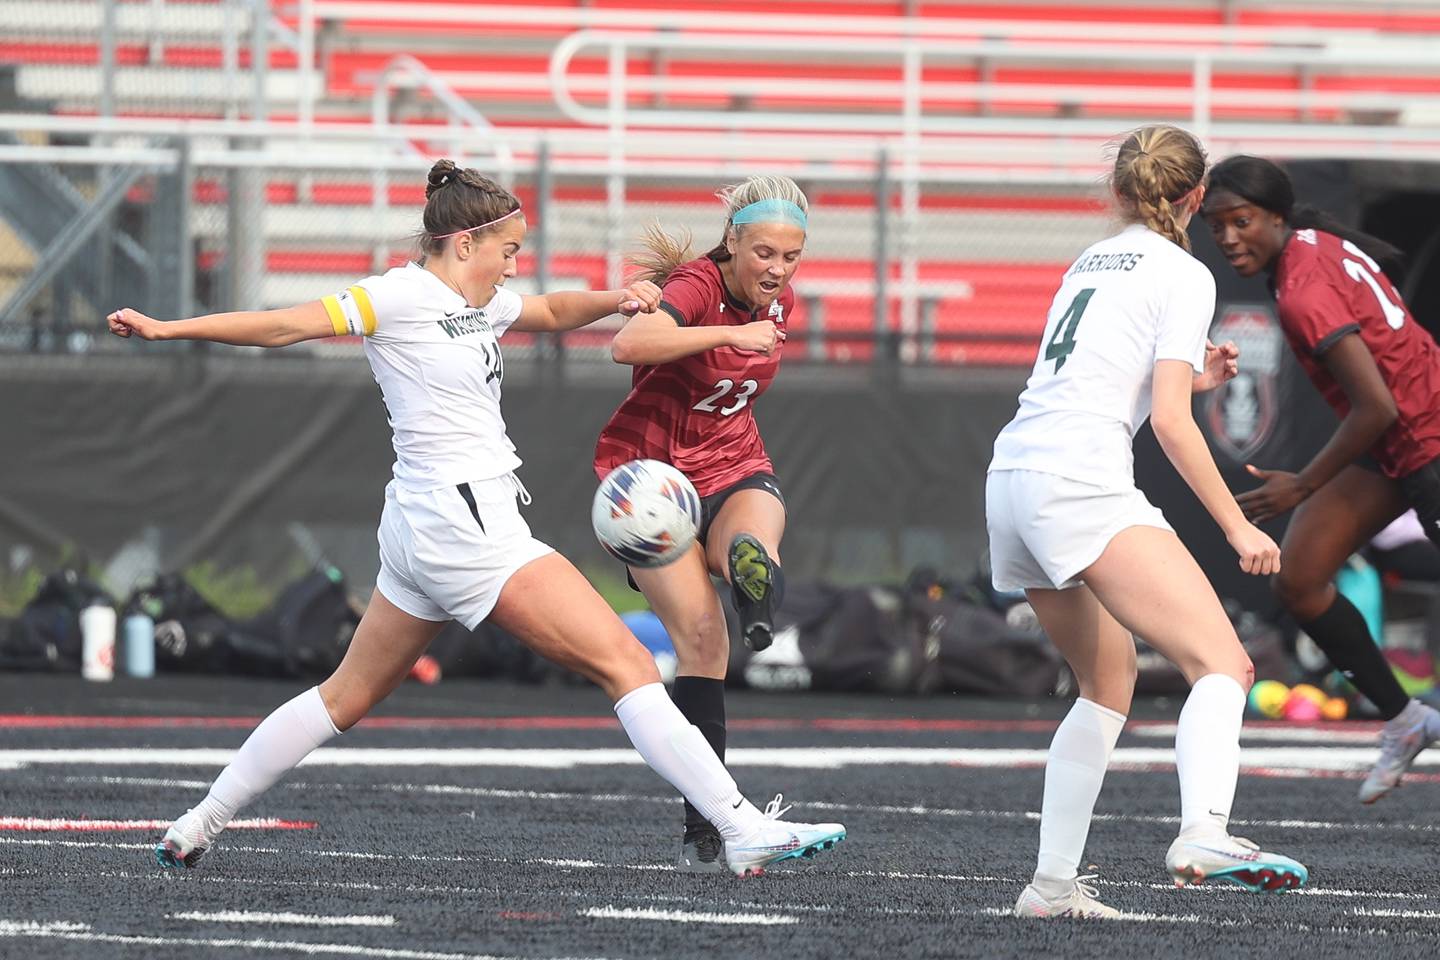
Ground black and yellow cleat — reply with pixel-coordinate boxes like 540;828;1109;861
728;534;776;652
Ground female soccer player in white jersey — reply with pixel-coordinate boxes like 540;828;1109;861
106;159;845;879
986;126;1307;919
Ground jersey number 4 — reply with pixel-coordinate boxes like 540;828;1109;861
694;378;758;416
1044;288;1095;372
1341;240;1405;330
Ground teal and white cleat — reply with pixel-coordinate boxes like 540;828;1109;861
724;794;845;878
154;807;216;869
1165;832;1307;892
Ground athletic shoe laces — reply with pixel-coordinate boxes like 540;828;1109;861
1073;874;1103;903
762;793;793;820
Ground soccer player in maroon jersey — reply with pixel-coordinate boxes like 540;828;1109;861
1204;155;1440;802
594;175;807;872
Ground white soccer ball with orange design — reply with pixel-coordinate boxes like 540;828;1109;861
591;459;702;569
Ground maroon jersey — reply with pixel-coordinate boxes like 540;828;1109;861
1274;228;1440;479
595;256;791;496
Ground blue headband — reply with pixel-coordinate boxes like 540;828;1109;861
730;198;808;230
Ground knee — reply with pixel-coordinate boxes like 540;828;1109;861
1233;656;1256;693
1188;649;1253;693
1273;567;1328;619
592;640;663;700
318;684;366;733
669;607;731;674
1074;652;1137;716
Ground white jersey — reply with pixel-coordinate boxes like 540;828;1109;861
323;262;524;490
989;223;1215;488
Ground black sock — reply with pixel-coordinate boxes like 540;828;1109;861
772;562;786;609
1298;594;1410;720
671;675;727;834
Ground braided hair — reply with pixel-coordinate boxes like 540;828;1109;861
1110;126;1208;251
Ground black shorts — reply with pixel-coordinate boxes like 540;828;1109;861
1399;457;1440;551
625;471;785;590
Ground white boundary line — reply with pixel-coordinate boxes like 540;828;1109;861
0;920;605;960
5;841;1435;905
37;775;1440;838
0;746;1398;772
167;911;397;927
580;906;798;925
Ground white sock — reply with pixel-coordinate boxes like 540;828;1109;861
614;682;763;842
1033;698;1126;896
194;686;340;834
1175;673;1246;837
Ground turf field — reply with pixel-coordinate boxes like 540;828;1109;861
3;674;1438;959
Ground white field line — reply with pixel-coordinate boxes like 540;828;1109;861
0;817;305;831
1353;908;1440;920
580;906;798;925
6;839;1434;906
60;774;212;790
0;745;1398;772
1136;725;1386;745
34;774;1440;840
0;921;607;960
976;907;1415;939
168;911;397;927
359;781;1440;836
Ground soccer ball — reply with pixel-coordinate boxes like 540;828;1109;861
591;459;702;569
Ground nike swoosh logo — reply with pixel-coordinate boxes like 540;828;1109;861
731;798;743;809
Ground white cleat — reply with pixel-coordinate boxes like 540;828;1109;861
1013;876;1121;919
1165;831;1307;893
1358;700;1440;804
723;794;846;878
154;807;219;869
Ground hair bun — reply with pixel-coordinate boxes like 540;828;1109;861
426;159;459;199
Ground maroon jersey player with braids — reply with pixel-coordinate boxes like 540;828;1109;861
595;176;807;873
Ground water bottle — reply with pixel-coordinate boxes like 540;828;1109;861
80;603;117;682
123;612;155;678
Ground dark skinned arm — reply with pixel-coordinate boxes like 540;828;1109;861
1238;333;1398;522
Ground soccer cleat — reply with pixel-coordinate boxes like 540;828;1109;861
1165;832;1307;892
677;825;726;874
1013;876;1121;920
154;807;217;869
1358;700;1440;804
724;794;845;878
728;534;776;652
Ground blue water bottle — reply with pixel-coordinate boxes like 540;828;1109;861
123;612;155;678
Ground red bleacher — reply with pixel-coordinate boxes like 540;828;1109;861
9;0;1438;365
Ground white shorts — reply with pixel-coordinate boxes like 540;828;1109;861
985;468;1172;593
376;474;555;630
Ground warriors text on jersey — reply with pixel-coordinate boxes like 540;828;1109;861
594;256;793;496
989;224;1214;488
1273;228;1440;479
322;262;523;489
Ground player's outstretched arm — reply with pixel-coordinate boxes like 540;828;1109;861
1150;359;1280;576
512;282;661;333
107;302;336;348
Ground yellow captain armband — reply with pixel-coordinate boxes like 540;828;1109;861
321;285;378;337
